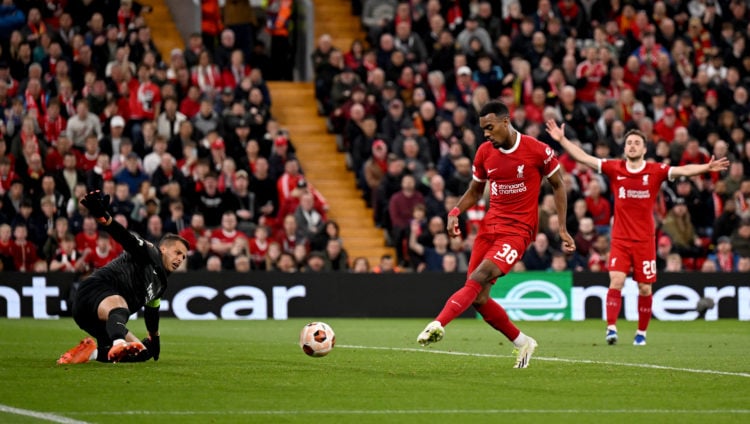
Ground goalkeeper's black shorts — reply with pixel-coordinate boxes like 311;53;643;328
72;277;122;347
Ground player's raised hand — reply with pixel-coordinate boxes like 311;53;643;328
545;120;565;142
80;190;111;223
560;230;576;254
707;155;730;172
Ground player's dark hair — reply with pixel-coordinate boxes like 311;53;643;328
623;129;648;144
478;101;510;118
159;233;189;251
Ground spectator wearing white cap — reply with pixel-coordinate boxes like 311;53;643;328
100;115;127;158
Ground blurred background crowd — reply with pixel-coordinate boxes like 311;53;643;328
1;0;749;276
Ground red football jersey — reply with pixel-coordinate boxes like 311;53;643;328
473;132;560;238
210;228;247;250
128;79;161;120
248;238;269;268
599;159;671;242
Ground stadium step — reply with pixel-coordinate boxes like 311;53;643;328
314;0;368;50
269;81;394;267
138;0;184;64
145;0;392;267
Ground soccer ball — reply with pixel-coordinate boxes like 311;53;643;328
299;322;335;357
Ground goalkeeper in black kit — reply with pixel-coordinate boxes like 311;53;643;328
57;190;189;364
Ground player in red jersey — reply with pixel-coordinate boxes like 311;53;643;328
546;120;729;346
417;101;576;368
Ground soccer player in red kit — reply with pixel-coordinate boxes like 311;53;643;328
417;101;576;368
546;120;729;346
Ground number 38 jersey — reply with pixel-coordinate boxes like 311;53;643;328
472;132;560;239
599;159;672;242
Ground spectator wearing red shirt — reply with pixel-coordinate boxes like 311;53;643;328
41;100;66;147
9;224;38;272
221;49;252;90
75;215;99;254
0;156;18;193
575;46;608;103
49;233;89;273
248;225;270;270
653;107;685;144
77;135;99;173
210;211;247;257
179;86;202;119
585;179;611;234
679;139;710;167
178;213;211;251
128;63;162;124
524;87;547;124
191;50;223;97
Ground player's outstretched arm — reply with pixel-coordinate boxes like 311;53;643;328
670;155;730;179
546;169;576;253
545;120;599;170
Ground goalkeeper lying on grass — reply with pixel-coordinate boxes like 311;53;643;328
57;190;189;364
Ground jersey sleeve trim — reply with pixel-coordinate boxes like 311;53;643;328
472;175;486;183
545;163;561;179
667;166;674;182
596;158;603;174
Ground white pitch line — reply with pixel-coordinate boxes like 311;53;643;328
0;404;91;424
338;344;750;378
66;409;750;416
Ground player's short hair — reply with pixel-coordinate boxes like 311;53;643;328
159;233;189;251
623;129;648;144
479;100;510;118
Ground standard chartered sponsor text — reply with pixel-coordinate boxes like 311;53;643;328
492;182;527;195
626;189;650;199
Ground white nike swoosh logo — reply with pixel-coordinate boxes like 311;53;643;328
488;168;498;174
617;176;627;180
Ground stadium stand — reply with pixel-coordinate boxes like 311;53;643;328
1;0;750;276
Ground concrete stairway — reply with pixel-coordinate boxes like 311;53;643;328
144;0;393;267
267;0;394;267
138;0;184;63
268;82;393;267
314;0;368;51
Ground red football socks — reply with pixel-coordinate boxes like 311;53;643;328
476;298;520;341
606;289;622;326
638;294;653;332
435;279;482;326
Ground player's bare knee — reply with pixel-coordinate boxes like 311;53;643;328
472;291;490;307
608;273;626;290
469;269;495;286
638;284;652;296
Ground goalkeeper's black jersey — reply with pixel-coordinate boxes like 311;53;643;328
85;220;170;313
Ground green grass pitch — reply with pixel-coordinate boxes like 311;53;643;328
1;318;748;424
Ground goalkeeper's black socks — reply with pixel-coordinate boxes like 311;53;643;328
106;307;130;341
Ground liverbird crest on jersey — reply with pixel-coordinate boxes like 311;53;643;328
517;164;525;179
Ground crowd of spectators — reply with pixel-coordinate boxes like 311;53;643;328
2;0;750;276
312;0;750;273
0;0;376;275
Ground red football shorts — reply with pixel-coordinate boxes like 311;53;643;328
467;227;530;277
608;238;657;283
